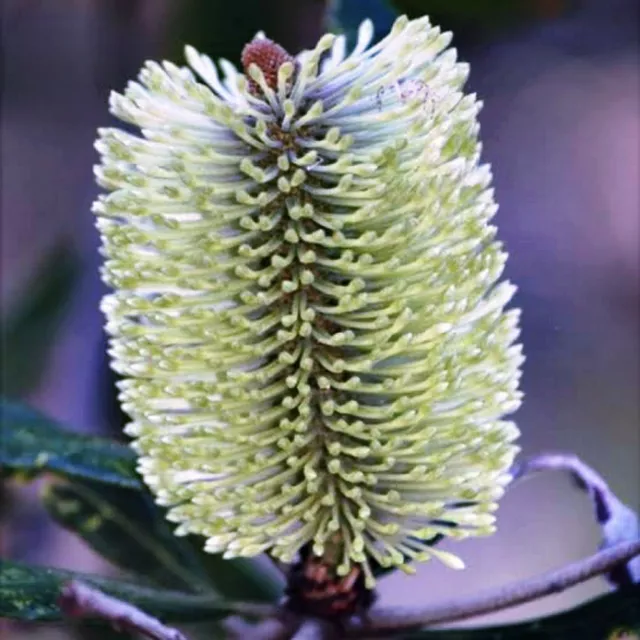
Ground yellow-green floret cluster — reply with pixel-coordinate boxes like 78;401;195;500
93;15;523;587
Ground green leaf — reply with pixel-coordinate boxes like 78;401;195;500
42;478;284;601
0;400;141;489
168;0;271;64
329;0;397;46
404;584;640;638
1;400;284;601
1;243;80;397
0;560;236;623
185;545;283;604
41;480;213;593
386;0;560;40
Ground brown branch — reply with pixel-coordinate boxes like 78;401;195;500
59;580;189;640
347;540;640;636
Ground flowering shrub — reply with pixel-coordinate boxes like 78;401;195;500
93;15;522;587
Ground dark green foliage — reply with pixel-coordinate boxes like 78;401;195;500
169;0;330;66
329;0;397;45
0;399;283;603
42;479;283;601
0;400;141;489
169;0;275;64
0;561;231;623
389;0;533;23
188;548;283;604
41;480;213;592
387;0;567;42
1;243;80;398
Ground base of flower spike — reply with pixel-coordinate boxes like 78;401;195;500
285;544;377;620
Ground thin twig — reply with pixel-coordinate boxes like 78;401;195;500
347;540;640;636
291;619;334;640
511;452;611;492
225;616;295;640
59;580;188;640
223;615;255;638
512;451;640;586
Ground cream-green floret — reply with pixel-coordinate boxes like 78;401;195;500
94;15;523;588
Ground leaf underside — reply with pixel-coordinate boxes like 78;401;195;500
1;399;283;602
0;400;141;489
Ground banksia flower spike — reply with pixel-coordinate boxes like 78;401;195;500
94;16;523;590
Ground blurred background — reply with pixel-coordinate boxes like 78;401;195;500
1;0;638;637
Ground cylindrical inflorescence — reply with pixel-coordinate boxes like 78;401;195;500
94;16;524;588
